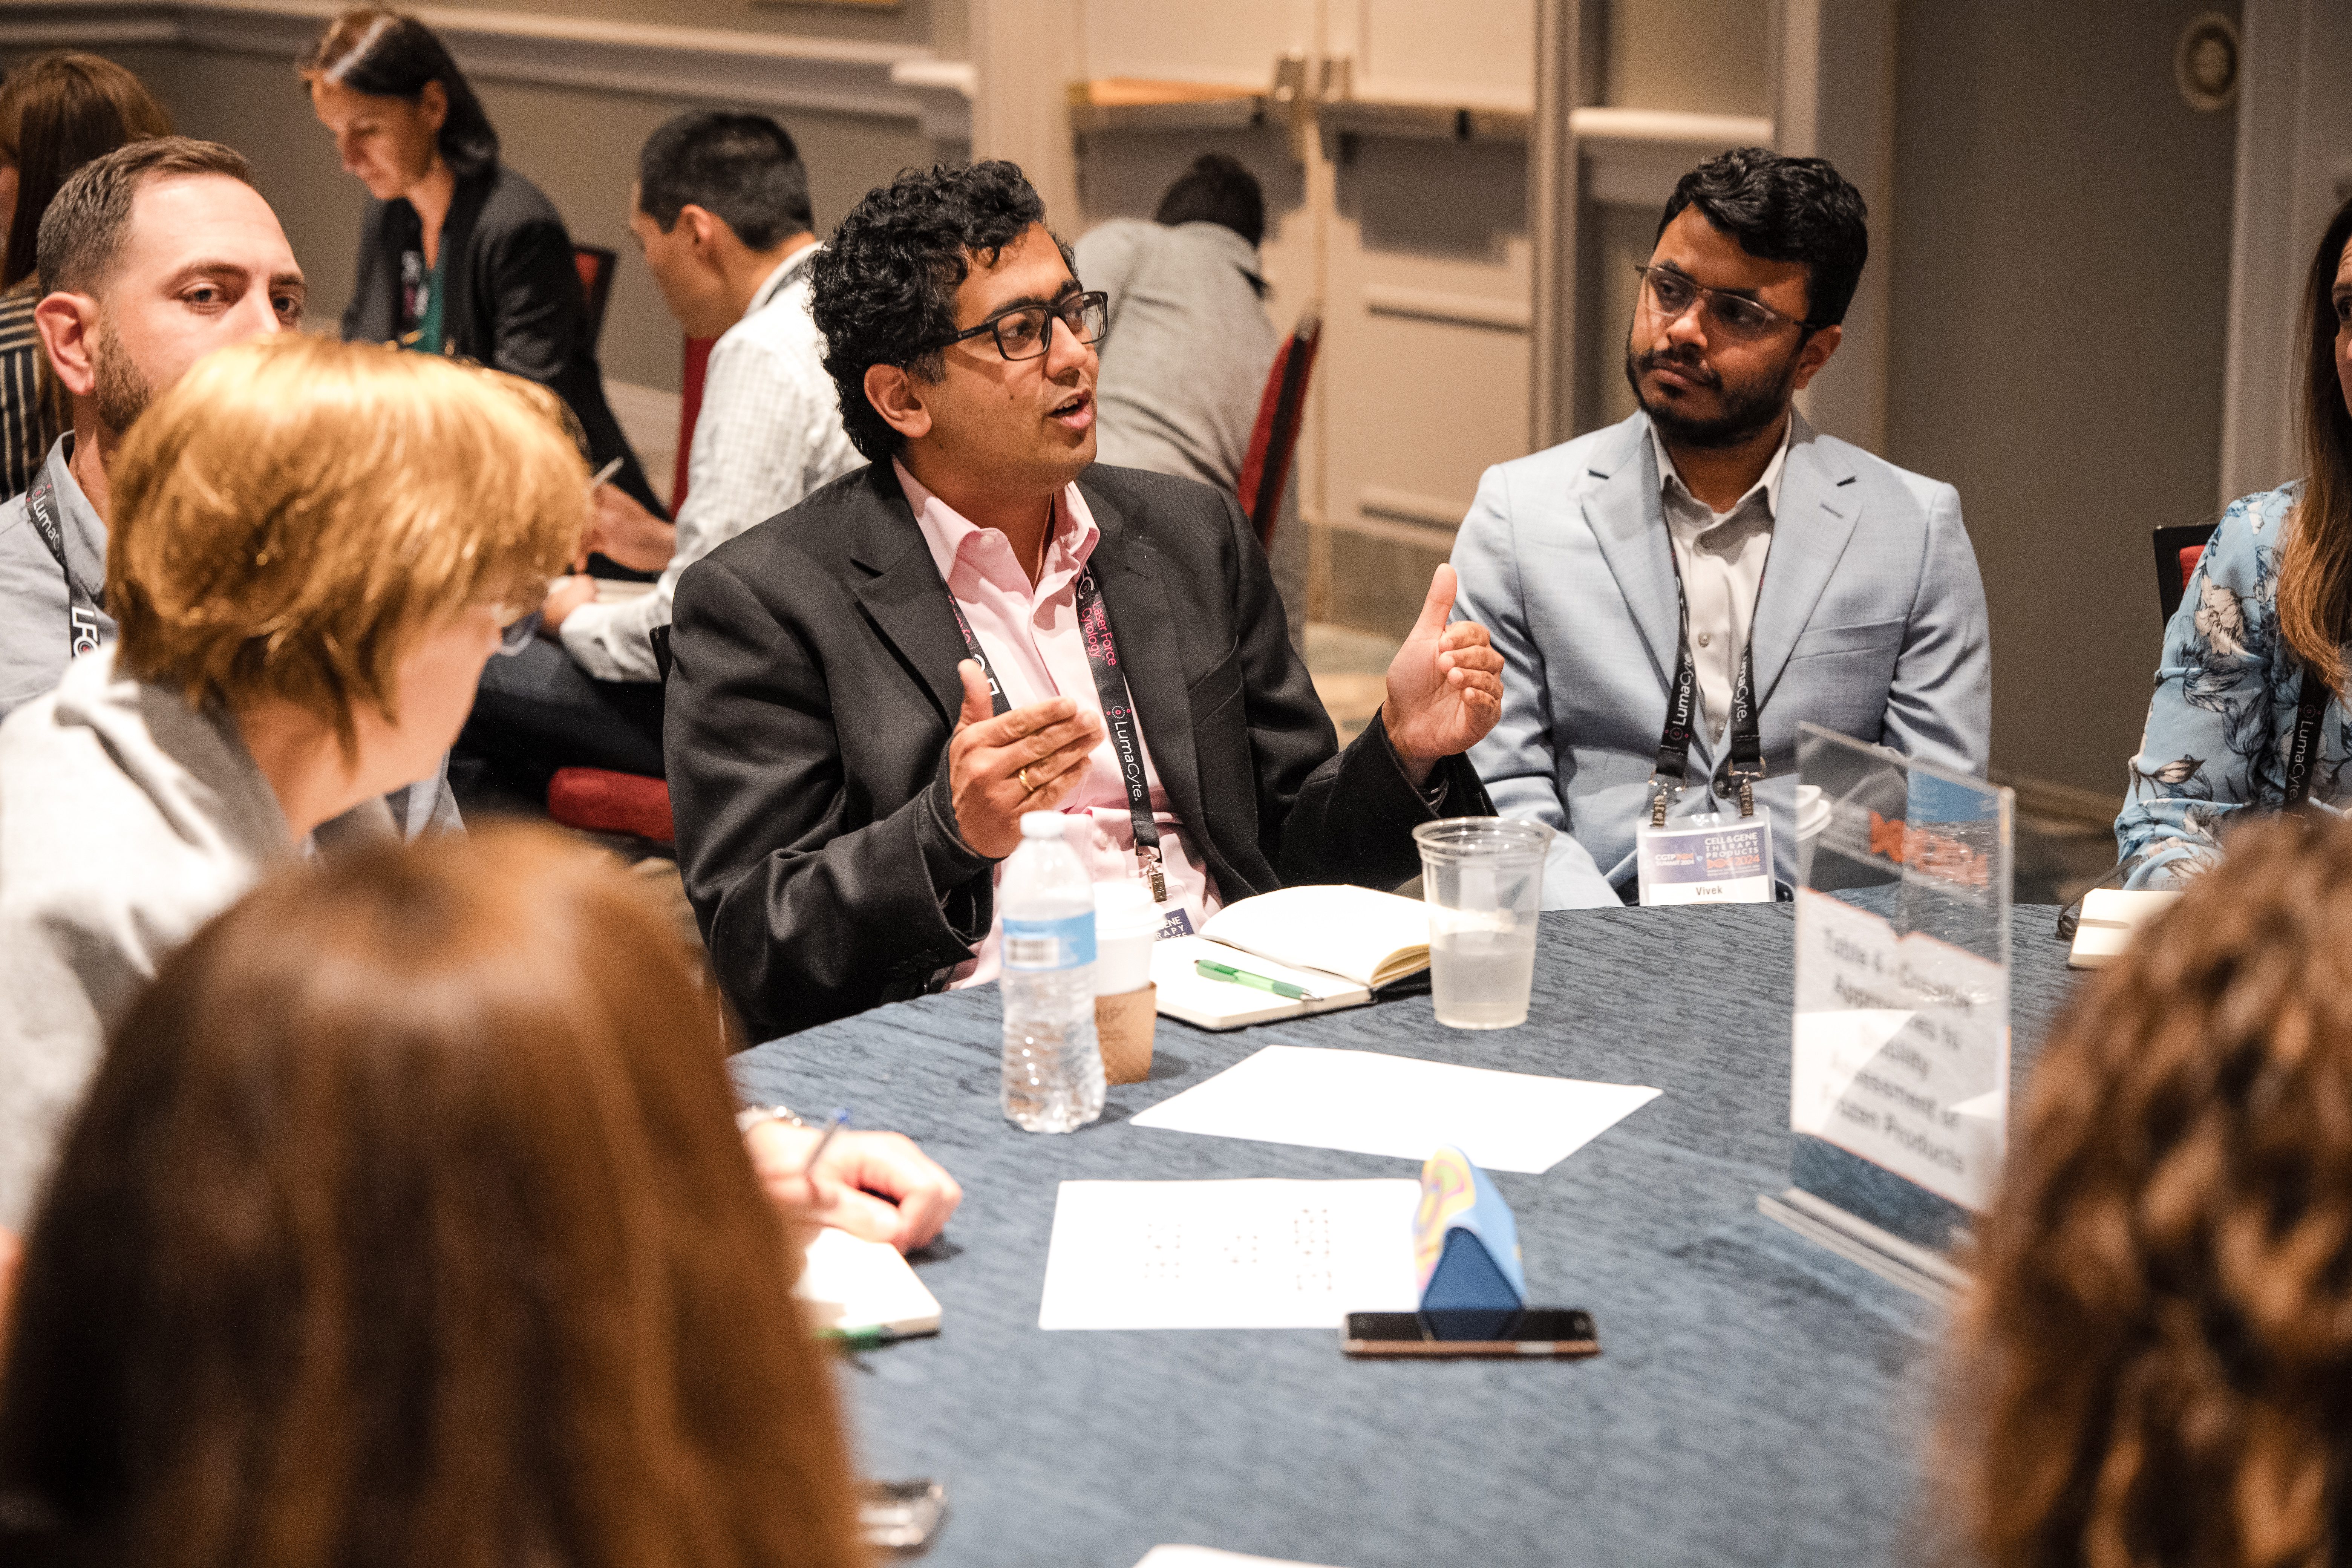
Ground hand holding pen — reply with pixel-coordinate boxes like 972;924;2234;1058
740;1108;963;1253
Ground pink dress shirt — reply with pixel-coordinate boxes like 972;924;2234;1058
897;461;1222;986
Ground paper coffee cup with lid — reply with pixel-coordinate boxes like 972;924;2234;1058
1092;879;1158;1084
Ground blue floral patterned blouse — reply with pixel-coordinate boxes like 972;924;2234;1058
2117;483;2349;885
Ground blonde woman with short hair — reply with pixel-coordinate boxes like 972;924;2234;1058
0;332;583;1234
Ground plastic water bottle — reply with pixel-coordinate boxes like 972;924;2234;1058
1000;811;1106;1133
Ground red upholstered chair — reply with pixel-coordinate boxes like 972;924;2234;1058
573;245;617;346
2152;522;2219;623
542;335;713;847
1236;302;1323;550
673;334;714;510
548;766;674;845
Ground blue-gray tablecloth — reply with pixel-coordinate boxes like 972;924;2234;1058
732;903;2082;1568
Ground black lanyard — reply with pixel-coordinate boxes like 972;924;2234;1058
1650;545;1764;825
25;472;101;658
946;562;1169;902
2284;662;2333;808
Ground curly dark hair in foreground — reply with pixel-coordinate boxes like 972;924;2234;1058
808;159;1066;462
1948;814;2352;1568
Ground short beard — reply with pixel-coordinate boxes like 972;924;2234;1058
1623;341;1798;450
90;320;152;437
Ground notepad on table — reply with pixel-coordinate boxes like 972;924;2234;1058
2066;887;2182;969
793;1227;941;1339
1153;885;1430;1030
592;578;658;605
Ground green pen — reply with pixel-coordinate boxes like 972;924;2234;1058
1195;958;1308;1000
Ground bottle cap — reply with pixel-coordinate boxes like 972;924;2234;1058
1020;811;1066;838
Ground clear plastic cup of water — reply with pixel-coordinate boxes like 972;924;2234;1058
1413;817;1555;1030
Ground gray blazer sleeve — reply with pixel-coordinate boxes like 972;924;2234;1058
1450;462;1624;909
1877;481;1992;777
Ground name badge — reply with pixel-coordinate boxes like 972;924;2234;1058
1636;813;1775;906
1155;904;1196;940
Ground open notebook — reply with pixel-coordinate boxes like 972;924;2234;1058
1152;884;1430;1030
793;1227;942;1340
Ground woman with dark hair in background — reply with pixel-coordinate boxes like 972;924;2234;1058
0;52;170;499
300;6;669;526
2118;191;2352;881
1951;813;2352;1566
0;825;868;1568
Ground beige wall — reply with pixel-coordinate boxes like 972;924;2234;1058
0;37;935;394
431;0;965;54
1602;0;1769;118
4;2;2260;801
1882;0;2239;797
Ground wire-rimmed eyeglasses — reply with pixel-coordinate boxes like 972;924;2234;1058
1632;265;1823;342
929;290;1110;362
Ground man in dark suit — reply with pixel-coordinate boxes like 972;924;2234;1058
665;159;1504;1041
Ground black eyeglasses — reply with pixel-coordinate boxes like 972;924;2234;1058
930;291;1109;361
1632;265;1822;342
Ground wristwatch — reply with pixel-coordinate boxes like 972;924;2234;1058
735;1103;808;1134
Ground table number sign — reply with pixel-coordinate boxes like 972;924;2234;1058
1761;725;2014;1302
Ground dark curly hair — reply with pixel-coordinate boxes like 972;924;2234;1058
1947;813;2352;1567
1659;147;1867;327
808;159;1068;463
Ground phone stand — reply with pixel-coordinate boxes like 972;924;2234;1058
1419;1226;1524;1340
1412;1146;1527;1339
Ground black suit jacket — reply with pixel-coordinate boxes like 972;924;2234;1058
341;163;664;516
666;461;1492;1041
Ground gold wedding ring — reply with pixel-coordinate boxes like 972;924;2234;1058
1017;765;1036;793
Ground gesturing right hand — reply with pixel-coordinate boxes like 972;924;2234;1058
948;660;1103;859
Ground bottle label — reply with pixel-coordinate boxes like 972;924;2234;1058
1003;911;1097;972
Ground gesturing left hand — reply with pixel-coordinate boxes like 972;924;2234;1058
1382;563;1505;788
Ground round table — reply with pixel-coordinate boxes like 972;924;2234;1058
732;902;2082;1568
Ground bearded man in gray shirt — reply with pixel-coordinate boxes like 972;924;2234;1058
1074;153;1305;644
0;139;304;721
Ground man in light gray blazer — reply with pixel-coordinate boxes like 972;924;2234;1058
1453;149;1989;907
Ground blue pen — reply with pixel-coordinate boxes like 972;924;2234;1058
799;1106;851;1175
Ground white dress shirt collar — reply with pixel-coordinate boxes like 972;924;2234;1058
1650;413;1792;528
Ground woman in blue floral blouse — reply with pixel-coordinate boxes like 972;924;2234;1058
2119;193;2352;885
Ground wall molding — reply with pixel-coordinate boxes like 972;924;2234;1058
1354;485;1467;532
1363;283;1531;333
1572;107;1775;206
0;0;975;139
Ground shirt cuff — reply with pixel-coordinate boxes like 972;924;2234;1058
556;597;662;683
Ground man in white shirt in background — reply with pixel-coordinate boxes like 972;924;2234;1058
459;109;857;796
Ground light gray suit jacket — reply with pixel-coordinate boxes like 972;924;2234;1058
1450;409;1990;907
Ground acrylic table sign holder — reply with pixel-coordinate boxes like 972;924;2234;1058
1342;1146;1599;1358
1756;723;2015;1304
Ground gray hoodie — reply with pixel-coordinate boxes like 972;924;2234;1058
0;649;398;1229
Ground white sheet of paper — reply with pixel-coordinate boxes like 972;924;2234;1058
1134;1550;1354;1568
1127;1045;1661;1174
1037;1178;1419;1331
